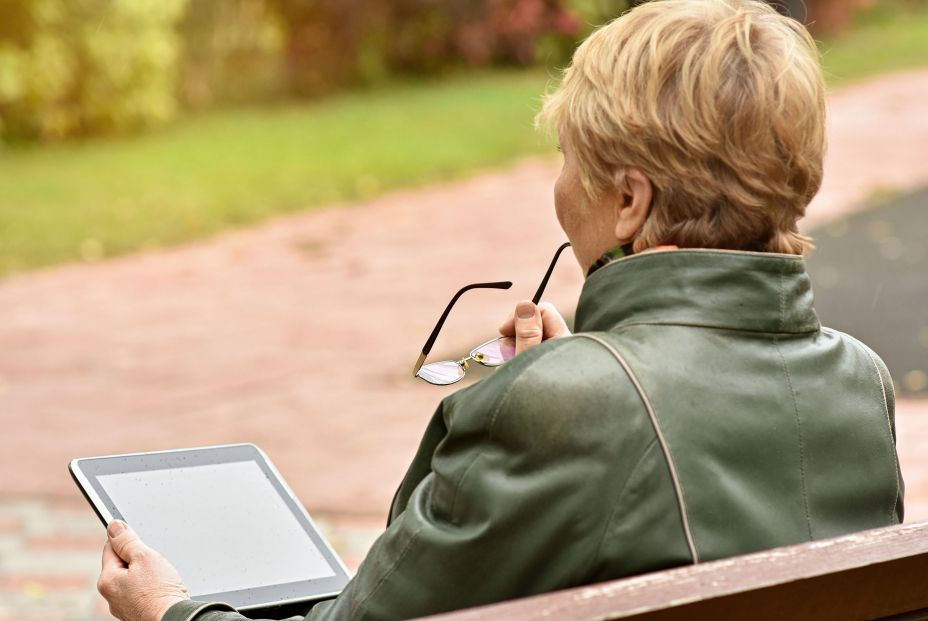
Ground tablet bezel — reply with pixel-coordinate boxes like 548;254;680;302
70;443;351;611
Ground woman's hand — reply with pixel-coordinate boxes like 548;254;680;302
499;300;572;355
98;520;189;621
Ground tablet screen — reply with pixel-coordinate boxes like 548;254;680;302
98;460;336;597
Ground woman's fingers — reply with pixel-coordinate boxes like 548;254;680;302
539;302;572;340
101;540;126;571
499;301;572;354
97;520;190;621
498;314;515;337
107;520;150;564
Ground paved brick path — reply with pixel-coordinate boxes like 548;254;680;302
2;69;928;620
0;499;382;621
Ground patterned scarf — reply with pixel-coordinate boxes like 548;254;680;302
586;242;635;278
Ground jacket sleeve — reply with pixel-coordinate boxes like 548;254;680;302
164;338;629;621
869;345;905;523
844;334;905;524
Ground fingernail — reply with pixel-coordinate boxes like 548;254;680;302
107;521;126;538
517;302;535;319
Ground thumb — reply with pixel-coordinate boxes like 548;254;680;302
514;301;543;355
107;520;149;564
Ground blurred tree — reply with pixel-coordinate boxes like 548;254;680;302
8;0;903;143
774;0;808;21
1;0;585;139
566;1;877;35
265;0;583;95
807;0;875;33
0;0;187;141
265;0;364;97
563;1;628;34
177;0;284;109
420;0;582;67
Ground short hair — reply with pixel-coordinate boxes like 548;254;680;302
537;0;825;255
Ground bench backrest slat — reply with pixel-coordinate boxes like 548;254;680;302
418;522;928;621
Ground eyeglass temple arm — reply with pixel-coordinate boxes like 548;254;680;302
414;281;513;376
531;242;571;304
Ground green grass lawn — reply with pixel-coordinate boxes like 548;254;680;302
2;6;928;276
0;71;552;275
819;4;928;84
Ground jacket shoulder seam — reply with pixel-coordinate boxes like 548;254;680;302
602;321;819;335
573;333;700;564
773;337;814;540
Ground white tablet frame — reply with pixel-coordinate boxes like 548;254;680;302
70;443;351;611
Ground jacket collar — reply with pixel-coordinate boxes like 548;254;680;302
574;249;821;335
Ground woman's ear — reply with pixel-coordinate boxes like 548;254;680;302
614;166;653;243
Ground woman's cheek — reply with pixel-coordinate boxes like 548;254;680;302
553;174;574;233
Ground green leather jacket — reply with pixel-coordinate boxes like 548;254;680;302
165;249;904;621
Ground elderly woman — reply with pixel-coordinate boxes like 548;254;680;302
98;1;903;620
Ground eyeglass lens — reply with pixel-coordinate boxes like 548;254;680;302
470;336;516;366
417;360;467;386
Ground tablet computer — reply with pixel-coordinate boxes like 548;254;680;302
70;443;351;612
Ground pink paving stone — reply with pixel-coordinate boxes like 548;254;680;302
24;535;103;551
0;576;90;592
0;518;22;534
896;399;928;523
803;69;928;229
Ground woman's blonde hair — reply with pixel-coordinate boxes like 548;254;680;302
538;0;825;255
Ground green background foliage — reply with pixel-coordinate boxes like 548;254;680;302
0;71;549;274
0;0;187;141
0;0;588;142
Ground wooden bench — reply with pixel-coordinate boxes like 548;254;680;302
418;521;928;621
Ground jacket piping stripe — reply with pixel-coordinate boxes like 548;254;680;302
839;331;902;524
575;333;700;564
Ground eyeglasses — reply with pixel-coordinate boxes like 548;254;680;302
413;242;572;385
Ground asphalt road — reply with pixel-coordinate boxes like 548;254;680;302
806;187;928;397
